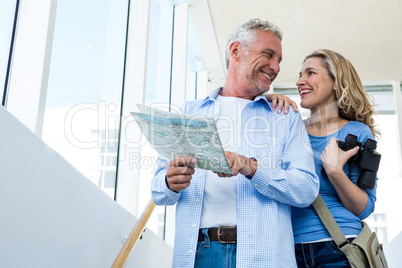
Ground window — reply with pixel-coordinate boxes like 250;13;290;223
366;213;387;244
139;0;174;241
0;0;18;105
41;0;129;199
144;2;173;106
370;112;401;245
185;13;206;102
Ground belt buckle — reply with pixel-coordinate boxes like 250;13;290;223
217;226;236;244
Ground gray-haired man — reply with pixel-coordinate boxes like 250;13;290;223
151;18;319;268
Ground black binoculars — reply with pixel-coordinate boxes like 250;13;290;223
322;134;381;189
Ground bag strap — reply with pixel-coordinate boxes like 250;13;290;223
312;194;349;247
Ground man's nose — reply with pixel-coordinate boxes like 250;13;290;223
271;59;280;74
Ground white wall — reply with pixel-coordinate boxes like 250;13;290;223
0;106;172;267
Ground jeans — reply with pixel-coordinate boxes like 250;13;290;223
194;228;236;268
295;239;354;268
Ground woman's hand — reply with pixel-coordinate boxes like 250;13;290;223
321;138;359;177
321;138;367;216
265;94;298;114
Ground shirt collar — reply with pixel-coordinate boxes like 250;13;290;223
253;94;274;111
201;87;274;112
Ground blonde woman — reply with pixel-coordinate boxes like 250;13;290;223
289;49;380;267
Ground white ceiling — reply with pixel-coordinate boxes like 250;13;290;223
206;0;402;85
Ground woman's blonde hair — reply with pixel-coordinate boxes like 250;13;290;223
304;49;380;138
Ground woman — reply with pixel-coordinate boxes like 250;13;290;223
274;49;379;267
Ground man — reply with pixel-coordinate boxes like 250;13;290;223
151;18;319;267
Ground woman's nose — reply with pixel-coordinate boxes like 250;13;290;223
296;76;304;87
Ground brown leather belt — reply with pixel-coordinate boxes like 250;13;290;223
198;226;237;244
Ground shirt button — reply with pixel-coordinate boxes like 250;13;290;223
254;183;258;187
195;199;200;202
192;223;196;227
189;250;194;254
272;195;276;198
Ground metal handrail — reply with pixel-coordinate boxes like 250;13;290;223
111;199;156;268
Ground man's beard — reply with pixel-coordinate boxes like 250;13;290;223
239;64;271;94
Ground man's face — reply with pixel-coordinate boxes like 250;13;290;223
237;30;282;95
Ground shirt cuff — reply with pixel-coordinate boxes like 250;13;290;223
165;175;178;193
245;157;257;180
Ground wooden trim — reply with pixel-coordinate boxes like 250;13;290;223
112;199;156;268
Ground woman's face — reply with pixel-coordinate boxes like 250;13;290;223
296;57;336;110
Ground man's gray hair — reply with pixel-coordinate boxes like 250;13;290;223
225;18;283;69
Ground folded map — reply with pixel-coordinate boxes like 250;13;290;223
131;104;233;174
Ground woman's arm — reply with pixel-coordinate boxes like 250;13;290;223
321;138;368;215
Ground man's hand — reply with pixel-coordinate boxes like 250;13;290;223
214;151;257;178
166;156;196;192
265;94;298;113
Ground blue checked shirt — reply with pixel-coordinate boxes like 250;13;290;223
151;88;319;268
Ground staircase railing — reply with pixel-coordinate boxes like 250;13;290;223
111;199;156;268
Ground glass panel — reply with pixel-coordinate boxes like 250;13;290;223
41;0;129;199
103;170;116;188
144;2;174;105
367;113;402;245
185;13;206;102
365;212;387;244
369;90;394;114
0;0;18;105
140;0;174;240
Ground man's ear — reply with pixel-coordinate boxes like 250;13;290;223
229;42;241;63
